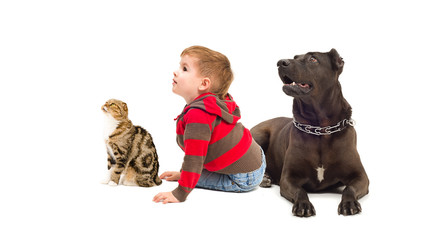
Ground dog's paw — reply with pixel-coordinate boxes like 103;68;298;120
259;173;272;188
338;200;362;216
292;200;316;217
260;179;272;188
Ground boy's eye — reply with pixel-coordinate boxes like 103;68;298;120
183;67;187;71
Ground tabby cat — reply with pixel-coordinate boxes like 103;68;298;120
101;99;162;187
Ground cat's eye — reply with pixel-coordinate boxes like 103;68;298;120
110;103;116;107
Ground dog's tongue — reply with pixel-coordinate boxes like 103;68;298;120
298;83;310;88
290;82;310;88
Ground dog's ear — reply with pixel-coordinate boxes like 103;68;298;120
329;48;344;73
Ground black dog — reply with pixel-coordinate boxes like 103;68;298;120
251;49;369;217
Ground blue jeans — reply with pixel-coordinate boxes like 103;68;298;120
195;149;266;192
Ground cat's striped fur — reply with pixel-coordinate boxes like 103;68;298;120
102;99;162;187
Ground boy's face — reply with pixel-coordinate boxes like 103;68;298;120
173;54;207;103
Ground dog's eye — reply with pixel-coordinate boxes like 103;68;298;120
309;57;318;63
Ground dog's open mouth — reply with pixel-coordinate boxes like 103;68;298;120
283;75;311;88
281;75;313;96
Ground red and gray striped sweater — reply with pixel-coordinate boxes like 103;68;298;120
172;93;262;202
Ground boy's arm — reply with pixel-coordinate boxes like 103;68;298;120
172;109;214;202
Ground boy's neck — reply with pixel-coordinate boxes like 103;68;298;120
185;92;214;104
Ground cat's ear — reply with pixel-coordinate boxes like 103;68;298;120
122;102;128;112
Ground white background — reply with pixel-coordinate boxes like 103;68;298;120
1;0;422;239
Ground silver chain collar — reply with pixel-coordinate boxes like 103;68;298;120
293;118;355;136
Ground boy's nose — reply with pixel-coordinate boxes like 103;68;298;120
173;71;177;77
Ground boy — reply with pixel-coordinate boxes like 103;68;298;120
153;46;265;203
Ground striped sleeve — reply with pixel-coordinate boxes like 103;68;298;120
172;109;214;202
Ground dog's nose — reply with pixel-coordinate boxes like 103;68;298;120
277;59;290;67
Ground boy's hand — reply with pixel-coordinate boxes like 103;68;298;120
160;171;181;181
153;192;180;204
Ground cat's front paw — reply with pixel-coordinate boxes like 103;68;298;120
100;178;110;184
101;171;111;184
108;181;118;186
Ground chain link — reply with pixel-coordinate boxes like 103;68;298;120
293;118;355;136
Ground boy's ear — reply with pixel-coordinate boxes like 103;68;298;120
199;77;211;91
